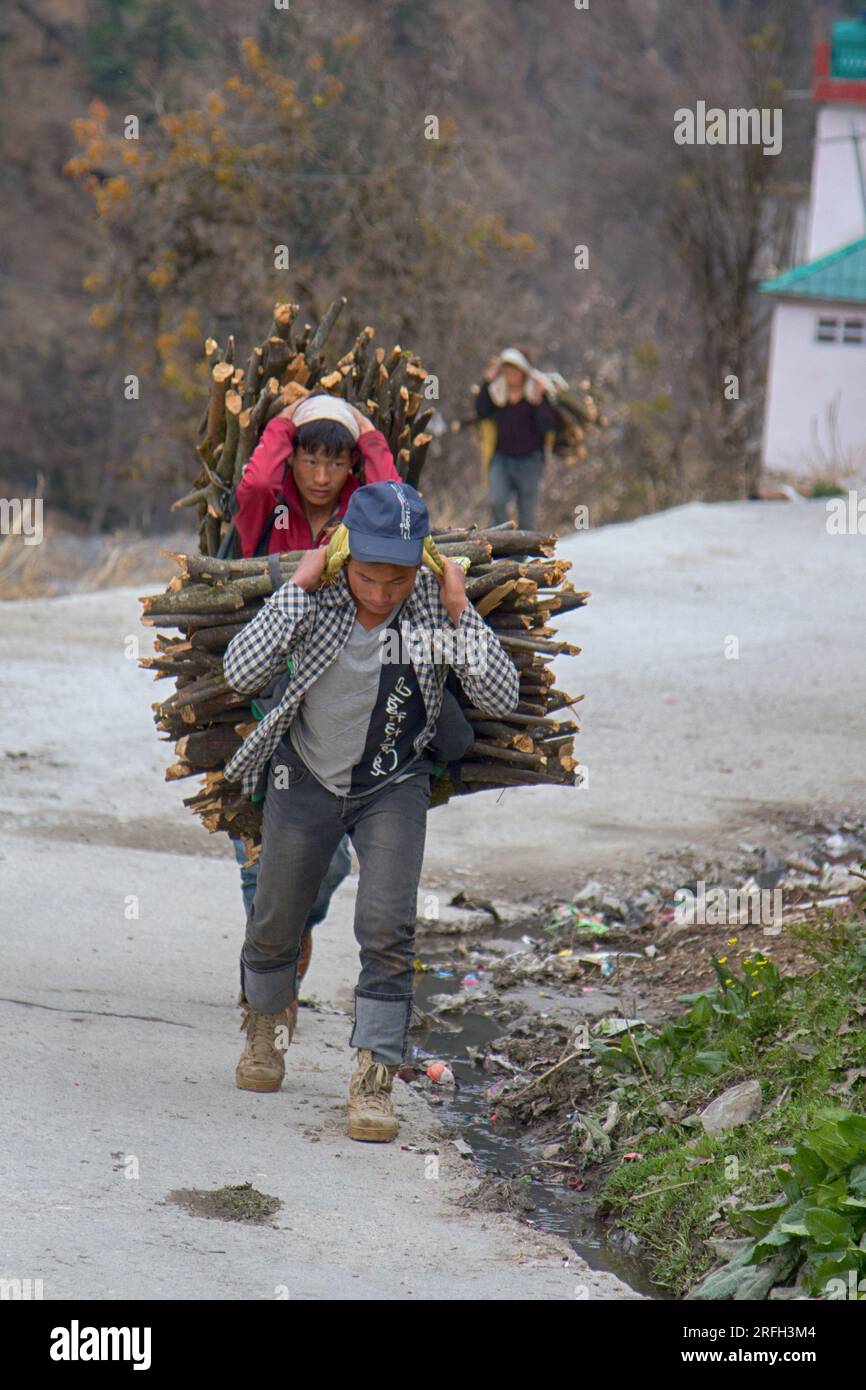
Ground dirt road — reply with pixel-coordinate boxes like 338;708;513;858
1;496;860;1299
0;568;636;1300
431;498;866;895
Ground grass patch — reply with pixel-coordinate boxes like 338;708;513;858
808;480;848;498
589;915;866;1296
166;1182;282;1224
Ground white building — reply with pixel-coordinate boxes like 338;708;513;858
760;17;866;482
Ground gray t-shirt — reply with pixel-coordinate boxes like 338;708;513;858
289;601;431;797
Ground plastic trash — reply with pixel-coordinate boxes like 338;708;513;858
426;1061;455;1085
546;904;609;937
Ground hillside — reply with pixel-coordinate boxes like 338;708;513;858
0;0;856;534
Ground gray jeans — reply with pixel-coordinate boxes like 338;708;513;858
240;739;431;1065
488;449;545;530
232;832;351;927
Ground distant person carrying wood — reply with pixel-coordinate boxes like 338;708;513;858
475;347;561;530
222;480;519;1142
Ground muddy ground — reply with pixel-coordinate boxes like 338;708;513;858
413;815;866;1108
403;820;865;1292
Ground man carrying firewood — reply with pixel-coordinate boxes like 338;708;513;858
222;480;519;1142
229;393;403;1017
475;346;561;530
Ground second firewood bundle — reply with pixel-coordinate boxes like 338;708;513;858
177;295;433;556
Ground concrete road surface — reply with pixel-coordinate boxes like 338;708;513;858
1;496;861;1299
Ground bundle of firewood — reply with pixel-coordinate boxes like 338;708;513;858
544;373;607;466
178;295;434;556
139;300;589;862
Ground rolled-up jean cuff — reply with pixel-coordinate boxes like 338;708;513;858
240;954;298;1014
349;990;413;1066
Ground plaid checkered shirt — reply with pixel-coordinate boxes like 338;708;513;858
222;566;520;798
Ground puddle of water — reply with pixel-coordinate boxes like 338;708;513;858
413;951;661;1298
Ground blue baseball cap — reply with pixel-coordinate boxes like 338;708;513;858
345;481;429;565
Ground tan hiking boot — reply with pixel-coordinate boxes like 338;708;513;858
347;1049;400;1142
235;992;294;1093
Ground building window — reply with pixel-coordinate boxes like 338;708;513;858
815;315;866;343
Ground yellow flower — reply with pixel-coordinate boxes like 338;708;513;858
718;955;728;965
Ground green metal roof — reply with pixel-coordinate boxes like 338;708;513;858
832;19;866;79
759;237;866;304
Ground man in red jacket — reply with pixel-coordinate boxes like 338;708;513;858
231;393;402;1031
234;392;401;558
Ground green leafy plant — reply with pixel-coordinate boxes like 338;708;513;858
708;951;784;1017
592;952;789;1078
596;919;866;1294
692;1108;866;1298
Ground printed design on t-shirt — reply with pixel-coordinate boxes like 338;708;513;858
371;674;414;779
348;612;427;795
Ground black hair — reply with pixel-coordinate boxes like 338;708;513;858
295;419;355;459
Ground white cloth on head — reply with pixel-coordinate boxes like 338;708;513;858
498;347;534;376
488;348;556;407
292;393;360;441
